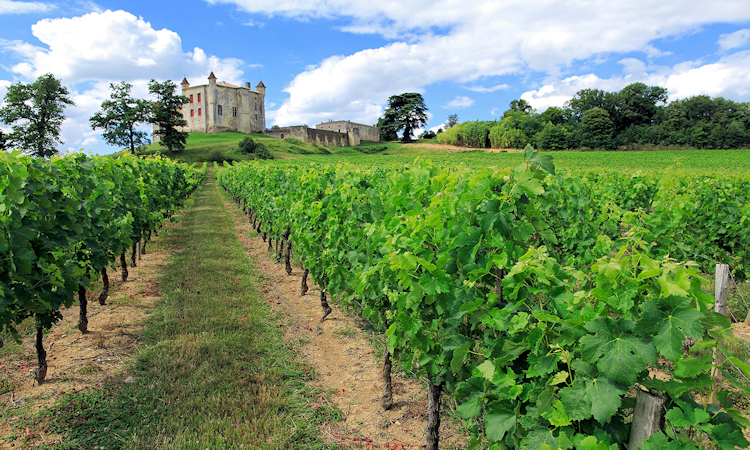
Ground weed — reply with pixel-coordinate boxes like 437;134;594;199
333;326;357;339
77;362;101;374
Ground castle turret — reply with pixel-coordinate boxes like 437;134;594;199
181;77;190;92
208;71;217;86
256;80;265;97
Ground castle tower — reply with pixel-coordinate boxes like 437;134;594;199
207;72;217;133
180;77;190;92
256;80;265;97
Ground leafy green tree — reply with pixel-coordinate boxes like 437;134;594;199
0;73;74;158
419;129;437;139
445;113;460;128
377;116;399;141
579;108;616;150
538;106;568;125
0;130;6;151
90;82;151;155
612;82;668;132
506;98;535;116
378;93;429;142
565;88;614;123
535;122;571;150
148;79;189;153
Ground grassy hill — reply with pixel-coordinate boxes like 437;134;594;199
126;131;405;164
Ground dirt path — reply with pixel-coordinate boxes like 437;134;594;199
0;230;176;448
227;203;467;449
403;143;524;153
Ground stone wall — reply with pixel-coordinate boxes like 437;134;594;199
315;120;379;142
264;126;351;147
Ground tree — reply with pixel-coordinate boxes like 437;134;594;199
148;79;189;153
565;88;614;123
445;113;460;128
378;93;429;142
506;99;535;116
612;82;668;132
579;108;616;150
90;82;151;155
0;73;73;158
377;116;399;141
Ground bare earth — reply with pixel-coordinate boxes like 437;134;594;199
227;203;467;449
403;143;524;153
0;228;175;448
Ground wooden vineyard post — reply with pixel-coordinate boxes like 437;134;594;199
627;389;666;450
709;263;729;405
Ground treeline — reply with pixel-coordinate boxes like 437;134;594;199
437;83;750;150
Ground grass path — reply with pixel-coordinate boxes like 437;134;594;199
42;169;338;449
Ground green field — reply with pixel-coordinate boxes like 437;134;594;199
134;131;750;174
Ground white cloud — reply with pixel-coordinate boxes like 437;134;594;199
521;51;750;112
0;0;53;14
443;95;474;109
464;84;510;93
3;10;247;86
242;18;265;27
1;10;262;154
228;0;750;125
718;29;750;51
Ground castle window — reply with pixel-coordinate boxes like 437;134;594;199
190;109;194;117
218;105;223;116
190;94;193;103
254;114;258;120
232;107;237;117
254;104;257;111
198;93;201;102
198;108;202;116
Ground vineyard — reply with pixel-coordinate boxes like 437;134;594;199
0;152;205;386
217;146;750;450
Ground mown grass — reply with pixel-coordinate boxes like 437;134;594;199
37;168;339;449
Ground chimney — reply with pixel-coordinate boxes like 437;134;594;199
245;82;252;89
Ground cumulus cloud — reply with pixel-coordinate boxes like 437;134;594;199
443;95;474;109
3;10;246;85
718;29;750;51
0;0;53;14
217;0;750;125
1;10;260;154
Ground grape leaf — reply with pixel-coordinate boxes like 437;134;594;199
586;377;626;424
636;296;704;361
580;318;656;385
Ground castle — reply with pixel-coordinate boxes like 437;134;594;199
155;72;380;147
166;72;266;137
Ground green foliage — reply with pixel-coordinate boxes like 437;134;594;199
536;122;572;150
0;73;74;158
377;93;429;142
217;149;749;450
489;123;528;149
238;136;260;154
148;79;189;154
90;82;151;154
445;113;460;129
436;120;494;148
580;108;616;150
0;152;204;356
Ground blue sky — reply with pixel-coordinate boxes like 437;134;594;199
1;0;750;155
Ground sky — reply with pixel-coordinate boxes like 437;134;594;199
1;1;750;155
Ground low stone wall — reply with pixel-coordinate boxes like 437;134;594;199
264;126;351;147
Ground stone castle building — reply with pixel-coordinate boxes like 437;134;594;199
315;120;379;142
263;120;380;147
155;72;265;140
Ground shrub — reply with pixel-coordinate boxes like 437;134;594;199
238;137;259;154
254;143;274;160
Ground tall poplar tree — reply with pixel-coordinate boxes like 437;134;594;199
90;82;151;154
0;73;73;158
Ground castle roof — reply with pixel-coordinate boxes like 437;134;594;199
257;80;266;88
181;77;190;85
208;71;217;80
